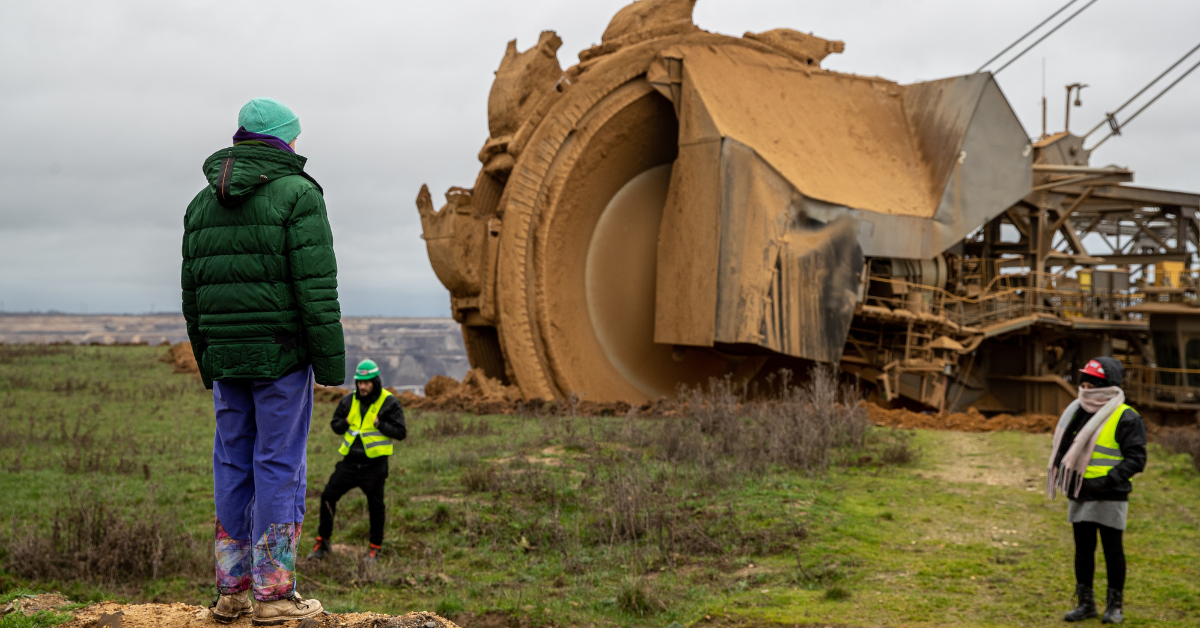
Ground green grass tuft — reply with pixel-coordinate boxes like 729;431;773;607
433;596;463;616
616;578;661;616
823;585;851;601
0;611;72;628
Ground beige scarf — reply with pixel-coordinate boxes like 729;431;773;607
1046;386;1124;499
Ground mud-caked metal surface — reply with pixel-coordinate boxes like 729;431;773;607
417;0;1033;403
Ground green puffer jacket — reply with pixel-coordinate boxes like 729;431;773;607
182;144;345;388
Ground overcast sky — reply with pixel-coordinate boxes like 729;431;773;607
1;0;1197;316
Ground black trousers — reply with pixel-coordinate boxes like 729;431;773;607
317;457;388;546
1073;521;1125;591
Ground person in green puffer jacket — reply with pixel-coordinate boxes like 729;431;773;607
183;97;342;626
183;104;344;388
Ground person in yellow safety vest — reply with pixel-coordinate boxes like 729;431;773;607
307;359;406;562
1048;356;1146;624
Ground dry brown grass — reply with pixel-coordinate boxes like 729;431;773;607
1159;426;1200;473
647;365;873;475
5;491;206;584
444;366;902;568
2;408;149;475
0;345;71;364
460;463;502;493
422;414;497;440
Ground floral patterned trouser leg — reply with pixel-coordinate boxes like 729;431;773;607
215;518;251;595
213;368;312;601
252;522;301;601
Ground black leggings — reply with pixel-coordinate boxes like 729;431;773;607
317;459;388;546
1073;521;1125;591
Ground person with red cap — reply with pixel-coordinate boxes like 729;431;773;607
1048;356;1146;624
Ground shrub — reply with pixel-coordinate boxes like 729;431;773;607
880;439;917;466
460;464;501;493
664;365;871;475
300;553;396;587
423;414;496;440
616;578;662;616
1159;427;1200;473
4;492;205;584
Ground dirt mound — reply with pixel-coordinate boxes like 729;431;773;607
59;601;459;628
159;342;199;377
403;368;535;415
422;374;462;399
401;368;650;416
867;404;1059;433
315;384;352;403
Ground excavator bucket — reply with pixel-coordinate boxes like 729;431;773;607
417;0;1031;403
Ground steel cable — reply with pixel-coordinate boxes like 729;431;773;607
992;0;1102;75
1083;41;1200;139
975;0;1079;73
1090;57;1200;149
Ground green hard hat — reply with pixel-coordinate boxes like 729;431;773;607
354;359;380;380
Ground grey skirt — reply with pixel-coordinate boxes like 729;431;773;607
1068;499;1128;530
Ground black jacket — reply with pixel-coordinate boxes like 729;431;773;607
330;379;407;463
1054;405;1147;501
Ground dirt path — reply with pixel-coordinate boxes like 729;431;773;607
923;431;1046;490
55;601;457;628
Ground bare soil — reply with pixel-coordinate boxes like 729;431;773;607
2;593;70;615
921;431;1043;489
59;601;459;628
866;404;1059;434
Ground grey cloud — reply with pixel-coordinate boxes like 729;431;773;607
1;0;1197;316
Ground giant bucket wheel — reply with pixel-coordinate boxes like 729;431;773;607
497;71;733;402
416;0;1031;404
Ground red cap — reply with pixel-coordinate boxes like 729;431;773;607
1080;359;1106;379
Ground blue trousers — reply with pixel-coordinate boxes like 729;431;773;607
212;366;313;600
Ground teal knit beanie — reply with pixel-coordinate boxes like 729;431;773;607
238;98;301;143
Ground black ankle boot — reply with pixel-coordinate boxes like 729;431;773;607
1064;584;1098;622
1101;588;1123;624
305;537;330;561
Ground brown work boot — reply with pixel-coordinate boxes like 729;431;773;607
252;591;323;626
211;590;252;624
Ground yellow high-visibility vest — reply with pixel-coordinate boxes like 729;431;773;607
1083;403;1132;480
338;389;394;458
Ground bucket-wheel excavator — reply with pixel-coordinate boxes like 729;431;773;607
418;0;1200;419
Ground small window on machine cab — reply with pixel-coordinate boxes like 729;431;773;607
1185;336;1200;387
1153;331;1181;386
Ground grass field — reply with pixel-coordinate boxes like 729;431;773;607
1;344;1198;627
